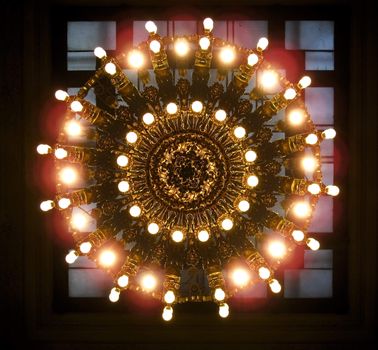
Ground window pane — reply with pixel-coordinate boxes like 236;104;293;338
235;281;267;298
67;21;116;50
306;51;334;71
133;21;167;45
320;138;334;157
68;87;96;104
285;21;334;50
67;52;96;71
308;196;333;233
304;250;333;268
70;256;97;268
212;20;227;40
321;163;334;185
234;21;268;48
284;269;333;298
174;21;197;35
68;269;113;297
305;87;334;125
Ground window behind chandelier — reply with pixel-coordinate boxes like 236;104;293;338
57;13;345;311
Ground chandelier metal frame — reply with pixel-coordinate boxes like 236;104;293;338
37;18;339;321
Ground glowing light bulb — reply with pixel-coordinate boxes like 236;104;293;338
221;218;233;231
308;183;321;195
220;46;235;64
129;204;141;217
199;37;211;51
269;279;282;293
238;200;250;212
71;213;88;230
174;39;190;57
257;37;269;51
298;76;311;89
109;287;120;302
164;290;176;304
268;240;287;259
117;274;129;288
245;150;257;162
142;112;155;125
104;62;117;75
55;89;69;101
292;230;305;242
58;197;71;209
191;100;203;113
141;273;157;291
305;133;318;145
231;268;250;287
203;17;214;31
247;175;259;188
247;53;259;66
145;21;157;34
292;201;311;218
322;128;336;139
162;306;173;321
148;222;159;235
197;230;210;242
59;167;77;185
37;144;51;155
214;288;226;301
306;238;320;251
288;109;305;125
215;109;227;122
128;50;144;69
171;230;184;243
94;47;106;59
118;180;130;193
65;120;82;136
126;131;138;144
326;185;340;196
116;155;129;167
260;70;279;90
302;156;317;172
65;250;78;264
234;126;246;139
258;266;271;280
55;148;68;159
284;88;297;100
166;102;178;115
218;303;229;318
70;100;83;112
149;40;161;54
79;241;92;254
40;200;54;212
99;250;116;267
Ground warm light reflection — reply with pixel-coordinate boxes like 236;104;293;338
174;38;190;57
287;109;305;126
59;167;77;185
219;46;235;64
99;250;116;267
292;201;311;218
231;268;250;287
128;50;144;69
65;120;82;136
302;156;317;172
268;240;287;259
71;212;88;230
260;70;279;92
141;273;157;291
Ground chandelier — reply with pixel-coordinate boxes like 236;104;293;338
37;18;339;321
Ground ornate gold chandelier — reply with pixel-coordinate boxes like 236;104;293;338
37;18;339;321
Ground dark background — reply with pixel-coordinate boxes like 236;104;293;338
0;0;376;348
